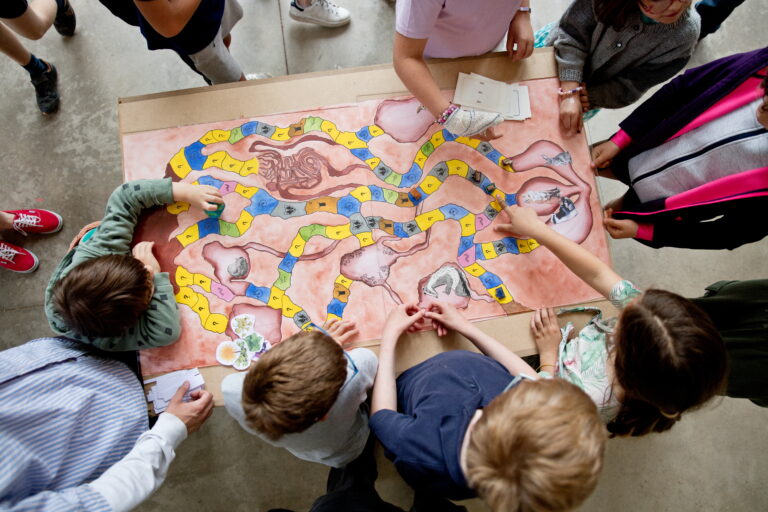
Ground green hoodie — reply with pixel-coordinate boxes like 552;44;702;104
45;178;180;351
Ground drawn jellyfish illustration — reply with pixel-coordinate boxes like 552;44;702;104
417;263;495;309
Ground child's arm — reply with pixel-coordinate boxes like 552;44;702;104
56;180;222;351
495;204;622;299
549;0;596;134
530;308;561;374
73;179;221;264
393;33;451;121
423;301;539;377
393;33;502;139
371;304;425;415
506;0;533;61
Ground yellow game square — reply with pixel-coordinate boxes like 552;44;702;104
169;149;192;178
447;159;469;177
177;223;200;247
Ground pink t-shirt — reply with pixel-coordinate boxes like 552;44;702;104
396;0;522;59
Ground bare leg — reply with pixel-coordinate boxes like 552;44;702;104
2;0;57;41
0;211;14;231
217;33;245;81
0;22;32;66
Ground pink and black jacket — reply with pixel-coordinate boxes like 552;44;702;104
608;47;768;250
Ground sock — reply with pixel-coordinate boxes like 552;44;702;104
291;0;305;10
23;54;48;79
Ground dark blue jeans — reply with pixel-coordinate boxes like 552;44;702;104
695;0;747;39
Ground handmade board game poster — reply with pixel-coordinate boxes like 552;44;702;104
124;77;610;376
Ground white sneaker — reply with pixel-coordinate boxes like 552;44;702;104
245;72;274;80
289;0;351;27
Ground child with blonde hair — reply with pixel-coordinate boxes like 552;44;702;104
370;303;606;512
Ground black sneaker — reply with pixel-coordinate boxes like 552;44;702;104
53;0;76;37
31;63;60;114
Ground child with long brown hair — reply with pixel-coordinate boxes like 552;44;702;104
496;203;727;436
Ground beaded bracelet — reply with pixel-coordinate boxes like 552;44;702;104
558;86;584;96
436;104;459;124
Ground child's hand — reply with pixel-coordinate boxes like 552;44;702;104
506;12;533;61
172;183;224;211
591;141;620;170
559;95;583;135
382;303;425;342
603;210;639;239
530;308;561;358
494;203;546;239
444;106;503;139
323;317;358;346
132;241;161;276
423;300;469;336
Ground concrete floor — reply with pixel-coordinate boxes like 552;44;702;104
0;1;766;510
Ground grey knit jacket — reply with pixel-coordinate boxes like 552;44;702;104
545;0;700;108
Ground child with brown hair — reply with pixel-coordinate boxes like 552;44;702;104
45;178;223;350
222;319;377;468
497;203;727;436
369;303;606;512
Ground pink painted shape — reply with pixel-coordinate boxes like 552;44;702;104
475;213;492;231
374;97;436;143
211;281;235;301
457;247;476;267
220;181;237;194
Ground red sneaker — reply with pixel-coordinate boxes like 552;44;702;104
4;209;63;236
0;242;39;273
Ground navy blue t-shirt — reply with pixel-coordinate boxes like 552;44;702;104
369;351;514;501
98;0;224;55
0;0;28;19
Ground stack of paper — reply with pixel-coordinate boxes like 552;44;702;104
453;73;532;121
145;368;205;414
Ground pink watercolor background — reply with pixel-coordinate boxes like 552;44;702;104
123;77;610;375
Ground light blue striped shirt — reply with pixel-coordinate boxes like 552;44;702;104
0;338;148;511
